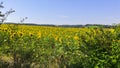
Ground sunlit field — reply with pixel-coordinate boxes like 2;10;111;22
0;24;120;68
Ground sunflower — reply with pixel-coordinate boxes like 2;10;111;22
18;31;24;37
29;32;33;36
74;36;79;40
37;32;41;38
10;33;17;39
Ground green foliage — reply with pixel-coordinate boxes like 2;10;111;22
0;24;120;68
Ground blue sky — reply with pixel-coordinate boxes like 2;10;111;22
1;0;120;25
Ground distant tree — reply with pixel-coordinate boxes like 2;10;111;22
20;17;28;23
0;2;15;23
0;2;3;8
0;2;4;17
1;8;15;23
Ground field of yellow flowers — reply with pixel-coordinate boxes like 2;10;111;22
0;24;120;68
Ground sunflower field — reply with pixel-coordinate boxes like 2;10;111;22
0;24;120;68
